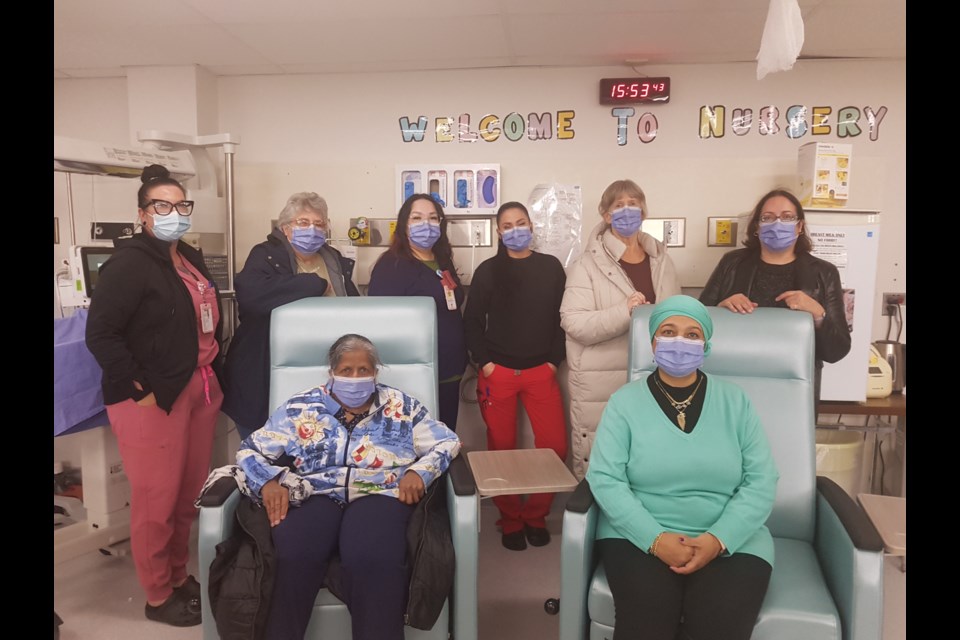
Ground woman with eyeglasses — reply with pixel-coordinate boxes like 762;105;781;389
368;194;467;431
223;191;360;440
86;164;224;627
699;189;850;400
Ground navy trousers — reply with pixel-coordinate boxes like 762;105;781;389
265;494;414;640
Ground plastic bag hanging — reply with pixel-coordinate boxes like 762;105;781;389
756;0;805;80
527;183;583;268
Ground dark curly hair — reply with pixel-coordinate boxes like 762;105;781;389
742;188;813;253
380;194;455;272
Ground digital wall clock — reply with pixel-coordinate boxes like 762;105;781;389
599;77;671;105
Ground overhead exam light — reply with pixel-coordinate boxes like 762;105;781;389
53;135;196;180
756;0;805;80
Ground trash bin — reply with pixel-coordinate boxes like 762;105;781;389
815;429;865;498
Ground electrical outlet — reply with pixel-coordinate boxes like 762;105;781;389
882;292;906;315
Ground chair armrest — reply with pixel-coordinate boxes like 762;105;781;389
559;479;599;640
197;476;240;507
817;477;884;551
814;476;885;640
565;476;597;514
446;456;478;640
448;454;477;497
198;480;242;640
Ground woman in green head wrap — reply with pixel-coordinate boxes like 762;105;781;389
585;294;779;640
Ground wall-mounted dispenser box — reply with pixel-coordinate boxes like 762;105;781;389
396;164;500;216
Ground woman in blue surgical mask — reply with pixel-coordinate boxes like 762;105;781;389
463;202;568;550
369;194;467;431
587;295;778;640
235;333;461;640
85;164;225;627
560;179;681;480
223;192;360;440
699;189;850;401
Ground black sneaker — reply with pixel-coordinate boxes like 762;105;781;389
173;575;202;603
502;530;527;551
145;589;202;627
525;525;551;547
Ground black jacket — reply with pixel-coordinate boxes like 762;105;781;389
699;248;851;365
85;232;224;413
222;230;360;433
403;479;454;628
207;479;453;637
207;496;276;640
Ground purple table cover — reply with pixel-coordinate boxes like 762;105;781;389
54;309;108;436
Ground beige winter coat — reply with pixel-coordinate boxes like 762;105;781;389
560;222;682;479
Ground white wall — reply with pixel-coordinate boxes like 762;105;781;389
54;59;906;455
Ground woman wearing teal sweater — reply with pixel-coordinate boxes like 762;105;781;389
586;295;779;640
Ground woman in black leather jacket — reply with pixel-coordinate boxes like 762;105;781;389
700;189;851;399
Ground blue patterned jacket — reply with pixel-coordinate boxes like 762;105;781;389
237;383;461;503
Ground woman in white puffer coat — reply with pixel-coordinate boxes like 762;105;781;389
560;180;682;479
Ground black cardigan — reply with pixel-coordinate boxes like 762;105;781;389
85;232;224;413
699;248;852;365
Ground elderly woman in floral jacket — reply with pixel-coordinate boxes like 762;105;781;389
237;333;461;640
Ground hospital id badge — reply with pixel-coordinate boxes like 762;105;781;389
443;285;457;311
200;303;215;334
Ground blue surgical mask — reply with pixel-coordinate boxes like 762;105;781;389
610;206;643;237
330;376;377;409
409;221;441;249
501;226;533;252
150;213;191;242
758;220;799;252
654;336;705;378
290;226;327;254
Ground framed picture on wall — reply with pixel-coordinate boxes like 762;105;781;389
644;217;685;247
707;217;738;247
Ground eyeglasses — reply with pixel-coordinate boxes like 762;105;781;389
145;199;195;216
759;212;799;224
292;218;327;230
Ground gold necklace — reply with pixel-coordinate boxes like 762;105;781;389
296;257;324;274
653;374;704;431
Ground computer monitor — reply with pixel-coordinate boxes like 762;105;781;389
77;246;116;299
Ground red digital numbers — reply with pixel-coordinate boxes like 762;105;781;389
611;83;651;98
600;77;670;105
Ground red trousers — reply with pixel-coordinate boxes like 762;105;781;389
477;363;568;533
107;367;222;602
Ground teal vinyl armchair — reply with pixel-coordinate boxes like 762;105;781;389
197;297;478;640
559;307;885;640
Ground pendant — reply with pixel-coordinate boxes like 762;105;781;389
678;412;687;431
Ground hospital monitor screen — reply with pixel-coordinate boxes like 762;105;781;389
80;247;116;296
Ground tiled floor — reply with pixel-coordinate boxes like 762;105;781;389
54;501;906;639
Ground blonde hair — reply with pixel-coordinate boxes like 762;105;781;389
598;180;647;216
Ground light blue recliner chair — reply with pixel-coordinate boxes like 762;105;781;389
559;307;885;640
198;297;478;640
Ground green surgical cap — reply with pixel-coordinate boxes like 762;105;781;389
648;295;713;355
